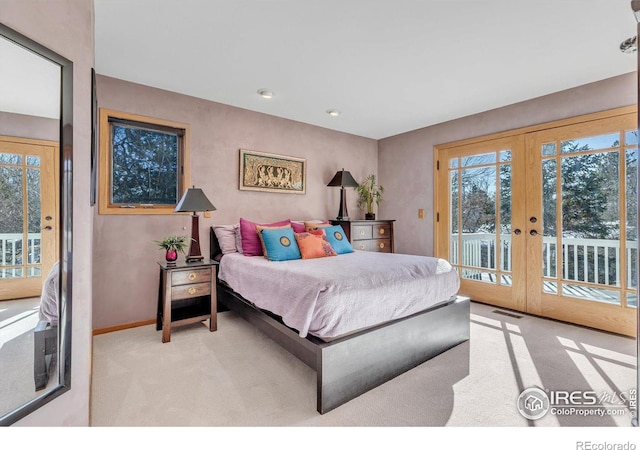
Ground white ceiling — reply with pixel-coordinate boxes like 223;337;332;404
0;36;60;119
94;0;638;140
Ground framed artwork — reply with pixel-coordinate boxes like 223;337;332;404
239;149;306;194
90;67;98;206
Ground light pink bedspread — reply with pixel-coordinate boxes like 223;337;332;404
218;251;460;340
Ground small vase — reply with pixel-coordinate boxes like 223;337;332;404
365;213;376;220
165;249;178;264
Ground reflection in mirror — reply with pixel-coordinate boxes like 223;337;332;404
0;24;72;426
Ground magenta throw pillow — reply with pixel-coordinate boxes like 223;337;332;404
240;217;291;256
291;222;306;233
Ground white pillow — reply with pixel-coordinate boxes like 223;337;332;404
235;227;243;254
213;224;240;255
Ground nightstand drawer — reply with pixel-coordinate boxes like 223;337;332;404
371;239;392;253
172;268;211;286
352;225;372;240
171;282;211;300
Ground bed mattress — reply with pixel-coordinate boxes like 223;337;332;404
217;250;460;340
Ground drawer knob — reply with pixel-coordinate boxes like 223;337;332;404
379;242;385;249
359;244;366;250
379;229;385;235
188;273;197;281
188;287;197;295
360;230;365;235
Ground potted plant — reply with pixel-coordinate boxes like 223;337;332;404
356;174;384;220
155;235;190;264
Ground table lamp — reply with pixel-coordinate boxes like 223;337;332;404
327;168;359;220
174;186;216;262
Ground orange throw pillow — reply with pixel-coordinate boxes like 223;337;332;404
294;232;337;259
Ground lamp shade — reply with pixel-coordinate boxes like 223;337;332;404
327;169;359;187
174;187;216;213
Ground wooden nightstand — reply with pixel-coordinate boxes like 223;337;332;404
156;259;218;343
331;219;395;253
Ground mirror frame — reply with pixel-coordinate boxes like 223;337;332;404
0;23;73;426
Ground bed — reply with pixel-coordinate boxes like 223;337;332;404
210;227;470;413
34;261;59;391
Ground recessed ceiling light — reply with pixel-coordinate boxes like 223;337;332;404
326;109;340;117
257;89;273;99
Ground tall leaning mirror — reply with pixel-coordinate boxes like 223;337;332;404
0;23;72;426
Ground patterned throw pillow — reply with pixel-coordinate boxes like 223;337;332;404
321;225;354;254
259;227;301;261
304;221;331;232
294;232;338;259
256;224;292;258
292;220;329;233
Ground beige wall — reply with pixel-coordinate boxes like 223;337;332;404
0;111;59;141
1;0;94;426
92;75;377;330
378;73;637;256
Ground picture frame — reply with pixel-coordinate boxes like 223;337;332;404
239;149;306;194
90;67;98;206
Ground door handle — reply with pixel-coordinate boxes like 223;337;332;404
530;230;538;236
513;229;522;235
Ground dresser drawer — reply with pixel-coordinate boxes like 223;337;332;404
171;282;211;300
371;239;392;253
373;224;391;239
353;240;371;251
171;268;211;286
352;225;373;240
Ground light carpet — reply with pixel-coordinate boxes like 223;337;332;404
90;301;637;428
0;297;57;418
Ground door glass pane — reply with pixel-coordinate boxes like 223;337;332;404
561;151;620;304
542;143;556;156
499;150;511;162
625;130;638;146
0;166;24;276
461;152;496;167
449;158;459;169
499;164;512;274
27;167;41;271
562;283;620;304
450;171;459;265
627;292;637;308
626;148;637;290
561;133;620;153
542;160;557;279
461;166;496;272
461;269;498;284
0;153;22;164
26;156;40;167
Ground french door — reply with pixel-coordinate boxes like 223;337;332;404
436;109;637;336
0;136;58;301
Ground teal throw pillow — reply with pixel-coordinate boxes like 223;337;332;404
322;225;354;254
260;227;302;261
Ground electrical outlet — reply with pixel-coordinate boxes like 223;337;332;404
203;211;212;218
418;208;424;219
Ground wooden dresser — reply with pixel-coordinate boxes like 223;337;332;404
330;219;395;253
